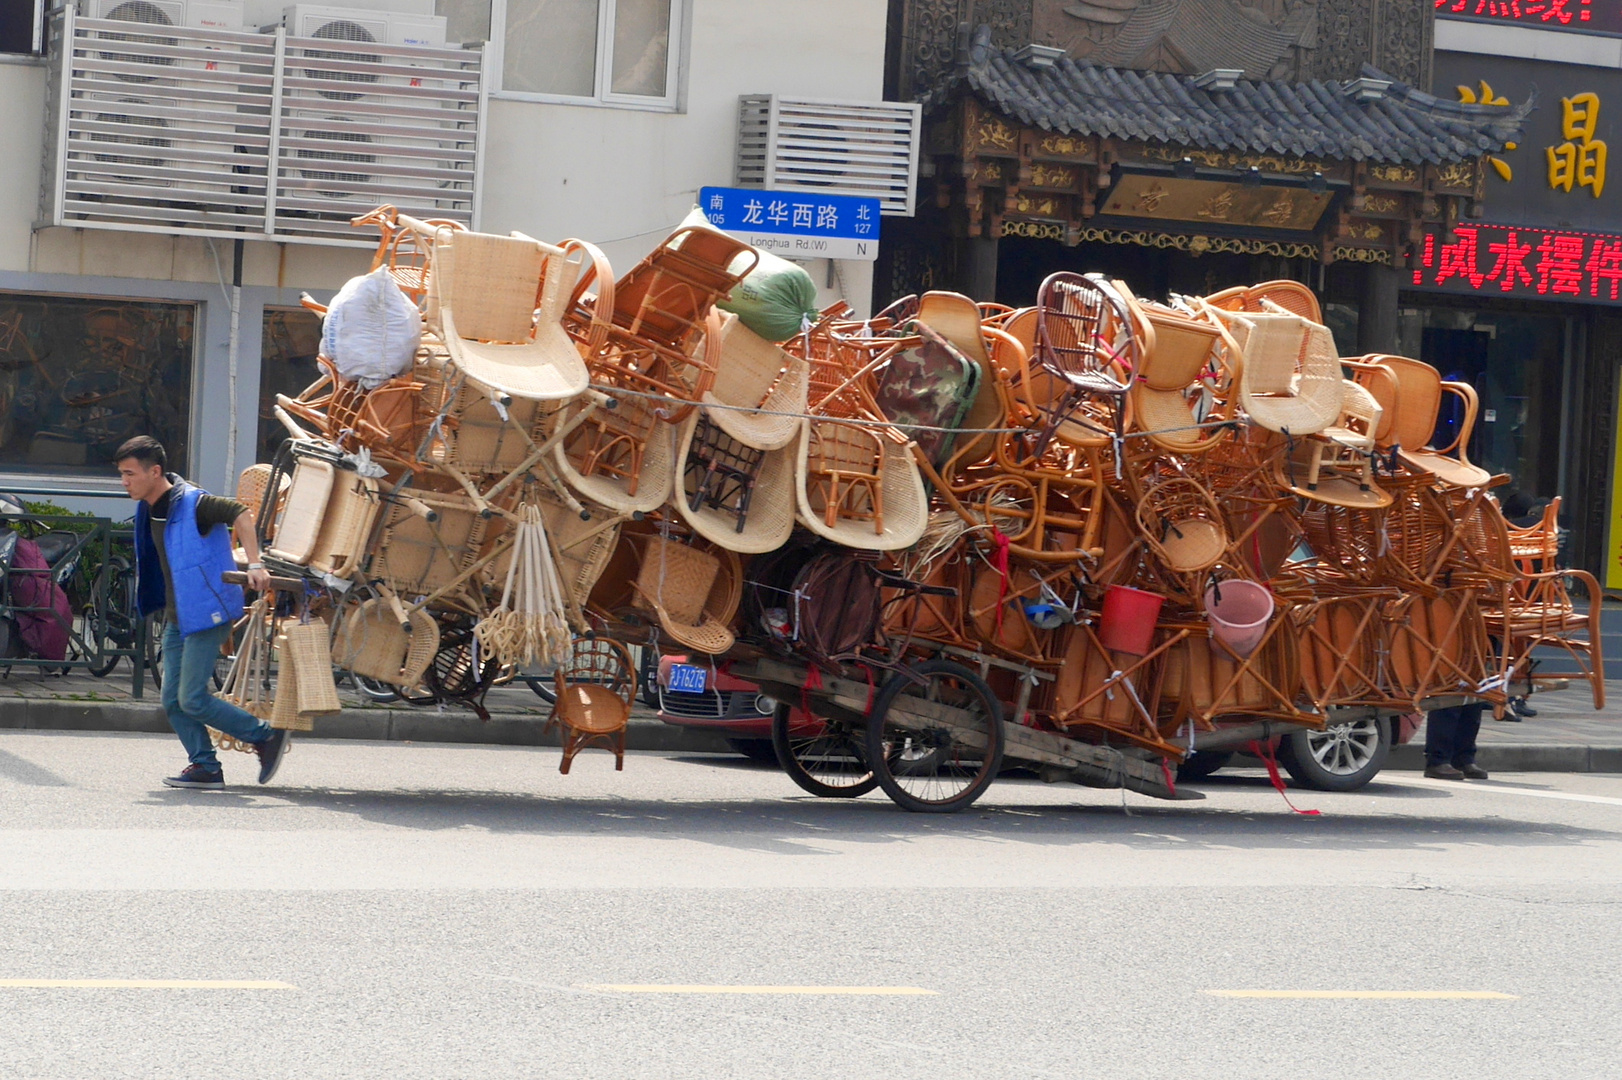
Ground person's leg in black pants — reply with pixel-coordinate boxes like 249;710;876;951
1450;703;1487;778
1426;706;1464;779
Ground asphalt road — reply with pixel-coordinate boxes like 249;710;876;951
2;731;1620;1080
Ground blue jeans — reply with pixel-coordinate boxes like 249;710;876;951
161;621;271;770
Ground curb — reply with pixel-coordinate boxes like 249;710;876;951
0;697;736;754
2;698;1617;771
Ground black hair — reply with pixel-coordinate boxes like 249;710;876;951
114;435;166;471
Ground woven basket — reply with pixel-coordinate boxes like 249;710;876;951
630;535;739;654
269;641;313;731
287;620;342;716
332;598;441;686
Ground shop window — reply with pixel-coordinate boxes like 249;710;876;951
257;307;324;466
497;0;681;107
0;293;194;477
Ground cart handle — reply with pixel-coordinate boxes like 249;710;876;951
222;571;306;592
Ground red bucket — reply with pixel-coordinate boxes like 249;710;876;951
1097;585;1164;655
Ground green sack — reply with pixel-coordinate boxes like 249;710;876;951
682;207;821;342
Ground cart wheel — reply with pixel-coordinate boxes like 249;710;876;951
865;659;1004;814
771;703;878;798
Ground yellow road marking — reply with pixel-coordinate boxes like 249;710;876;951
579;984;938;996
1206;990;1517;1000
0;979;295;990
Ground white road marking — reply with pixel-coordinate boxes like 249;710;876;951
1384;776;1622;807
1206;990;1517;1000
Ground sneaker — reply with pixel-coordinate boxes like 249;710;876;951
163;764;225;790
1461;764;1490;780
255;728;289;785
1515;699;1537;718
1424;764;1466;781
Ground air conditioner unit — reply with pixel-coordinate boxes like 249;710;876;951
276;5;445;46
286;110;381;200
81;0;246;31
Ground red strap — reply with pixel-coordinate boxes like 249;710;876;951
1248;739;1321;816
991;527;1012;634
800;666;823;720
856;663;877;716
1159;759;1177;798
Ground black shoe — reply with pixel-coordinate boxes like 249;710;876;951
163;764;225;790
1515;700;1537;718
255;729;289;785
1424;764;1466;780
1496;704;1523;722
1461;764;1490;780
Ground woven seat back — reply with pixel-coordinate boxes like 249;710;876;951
634;536;720;625
443;232;544;344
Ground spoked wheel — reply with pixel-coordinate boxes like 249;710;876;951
771;702;878;798
865;659;1005;814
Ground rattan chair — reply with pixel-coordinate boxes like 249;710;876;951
1203;279;1323;323
629;534;739;655
429;226;591;403
674;410;797;554
550;637;636;774
1137;476;1228;573
701;313;808;452
1229;303;1343;436
1362;354;1492;488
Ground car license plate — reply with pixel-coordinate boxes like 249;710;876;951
667;663;708;694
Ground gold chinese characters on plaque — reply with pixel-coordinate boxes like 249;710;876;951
1102;175;1332;230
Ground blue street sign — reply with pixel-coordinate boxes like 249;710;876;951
699;186;880;261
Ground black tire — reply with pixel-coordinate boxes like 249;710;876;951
525;675;559;705
1277;717;1390;792
726;737;779;764
1175;750;1234;782
144;615;164;690
771;702;879;798
81;604;120;678
865;659;1005;814
351;674;402;703
638;646;661;709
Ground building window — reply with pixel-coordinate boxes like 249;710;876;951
498;0;680;107
257;307;323;467
0;0;43;55
0;294;195;477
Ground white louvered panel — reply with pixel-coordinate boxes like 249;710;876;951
270;32;481;240
41;7;484;246
737;95;921;217
57;13;277;239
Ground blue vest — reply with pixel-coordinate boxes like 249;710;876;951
134;480;245;636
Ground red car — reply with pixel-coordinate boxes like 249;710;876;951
654;655;793;762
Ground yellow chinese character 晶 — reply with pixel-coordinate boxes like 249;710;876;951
1548;92;1607;198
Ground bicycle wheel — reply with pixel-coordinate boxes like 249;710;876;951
864;659;1005;814
81;604;121;677
771;702;878;798
85;555;137;678
351;674;403;703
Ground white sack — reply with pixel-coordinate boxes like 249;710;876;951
321;268;422;388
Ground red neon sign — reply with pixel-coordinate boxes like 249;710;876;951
1412;224;1622;303
1436;0;1610;31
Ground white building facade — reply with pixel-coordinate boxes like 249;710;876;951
0;0;894;503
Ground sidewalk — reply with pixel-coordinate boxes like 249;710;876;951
0;662;1615;771
0;664;732;753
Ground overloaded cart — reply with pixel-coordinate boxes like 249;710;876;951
216;204;1603;811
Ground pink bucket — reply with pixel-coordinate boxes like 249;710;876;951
1097;586;1164;656
1204;580;1274;658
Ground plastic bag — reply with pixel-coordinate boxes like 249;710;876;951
681;207;821;342
320;268;422;389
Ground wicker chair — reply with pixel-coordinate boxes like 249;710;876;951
1202;279;1323;323
1031;272;1134;449
429;226;591;403
1137;476;1228;574
1228;303;1343;437
549;637;637;774
1360;354;1492;488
